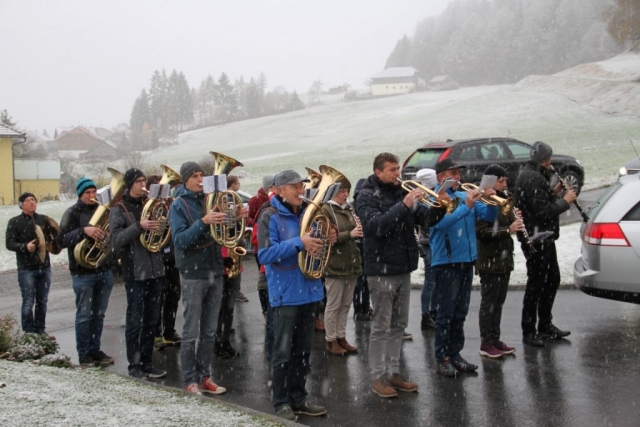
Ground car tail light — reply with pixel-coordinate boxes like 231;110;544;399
582;223;630;246
438;148;452;161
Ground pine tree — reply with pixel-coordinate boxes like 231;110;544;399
605;0;640;46
54;129;58;139
288;91;305;111
216;73;237;123
244;78;262;119
1;109;17;127
149;69;169;134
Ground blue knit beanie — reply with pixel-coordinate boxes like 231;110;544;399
76;177;97;197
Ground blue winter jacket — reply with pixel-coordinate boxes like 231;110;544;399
168;185;223;279
257;196;324;307
430;187;498;267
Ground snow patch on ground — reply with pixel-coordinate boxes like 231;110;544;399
0;360;278;427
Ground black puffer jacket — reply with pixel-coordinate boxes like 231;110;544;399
515;162;570;242
57;199;114;275
5;212;52;270
355;175;431;276
110;192;165;282
476;190;514;274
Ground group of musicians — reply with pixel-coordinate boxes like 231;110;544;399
5;139;577;422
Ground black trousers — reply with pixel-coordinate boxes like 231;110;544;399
156;263;181;338
216;274;239;342
521;240;561;335
478;272;510;345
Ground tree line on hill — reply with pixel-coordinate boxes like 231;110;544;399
385;0;638;86
128;70;305;150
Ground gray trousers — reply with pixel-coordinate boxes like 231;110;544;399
180;274;223;386
368;273;411;380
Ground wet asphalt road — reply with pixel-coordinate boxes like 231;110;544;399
2;258;640;427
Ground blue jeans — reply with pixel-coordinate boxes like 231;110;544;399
72;271;114;357
17;268;52;333
420;243;436;317
271;302;317;412
180;274;223;386
433;264;473;362
125;277;163;371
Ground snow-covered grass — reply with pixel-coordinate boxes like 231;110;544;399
0;360;280;427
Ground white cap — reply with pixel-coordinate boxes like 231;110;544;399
415;168;437;190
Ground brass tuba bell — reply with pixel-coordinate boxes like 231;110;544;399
140;164;182;252
74;167;126;269
205;152;246;249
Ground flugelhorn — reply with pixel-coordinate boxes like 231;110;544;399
397;178;459;214
140;164;182;252
205;152;246;248
459;183;514;213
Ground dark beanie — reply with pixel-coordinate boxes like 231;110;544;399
530;141;553;163
484;164;507;178
124;168;145;190
180;161;205;183
76;177;97;197
18;192;37;205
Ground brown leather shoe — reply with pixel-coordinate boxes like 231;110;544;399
371;379;398;398
314;318;325;331
388;373;418;393
337;337;358;353
326;340;347;356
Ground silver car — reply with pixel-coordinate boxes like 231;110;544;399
574;174;640;304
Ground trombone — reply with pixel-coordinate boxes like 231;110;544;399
397;178;459;214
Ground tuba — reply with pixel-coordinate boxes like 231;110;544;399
205;152;246;248
298;165;346;279
140;164;182;252
304;167;322;191
397;178;459;214
74;168;126;269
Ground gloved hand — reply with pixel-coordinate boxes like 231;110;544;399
223;257;234;269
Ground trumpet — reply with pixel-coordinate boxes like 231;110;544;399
397;178;459;214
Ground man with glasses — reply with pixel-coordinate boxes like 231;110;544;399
110;168;166;379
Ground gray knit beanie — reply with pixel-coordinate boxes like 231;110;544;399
180;161;205;183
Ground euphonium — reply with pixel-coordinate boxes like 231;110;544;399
397;178;459;214
205;151;246;248
304;167;322;190
298;165;346;279
74;167;126;269
140;164;182;252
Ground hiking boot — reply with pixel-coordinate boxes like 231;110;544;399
184;383;202;395
479;344;503;359
153;336;166;351
371;379;398;398
141;366;167;379
421;314;436;330
539;325;571;340
78;354;99;367
326;339;347;356
89;350;114;365
495;340;516;355
236;291;249;302
389;373;418;392
402;331;413;341
523;333;546;347
451;355;478;372
163;331;181;345
314;318;325;331
436;358;457;377
199;376;227;395
275;405;297;421
337;337;358;353
292;401;327;417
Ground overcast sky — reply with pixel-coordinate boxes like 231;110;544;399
0;0;450;134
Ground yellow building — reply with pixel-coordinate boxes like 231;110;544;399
0;124;25;205
14;160;61;202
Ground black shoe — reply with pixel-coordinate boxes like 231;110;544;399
539;325;571;340
129;367;146;379
523;333;546;347
141;366;167;379
89;350;114;365
292;401;327;417
421;314;436;330
435;358;457;377
214;341;231;359
451;355;478;372
78;354;99;367
222;340;240;358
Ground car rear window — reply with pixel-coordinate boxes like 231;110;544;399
589;182;622;219
404;148;446;170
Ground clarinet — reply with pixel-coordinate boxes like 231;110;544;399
347;203;362;229
504;190;536;253
549;166;589;223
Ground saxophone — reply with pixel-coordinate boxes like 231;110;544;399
140;164;181;252
74;168;126;269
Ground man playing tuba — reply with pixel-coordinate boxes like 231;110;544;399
57;177;116;367
5;192;56;335
110;168;167;379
